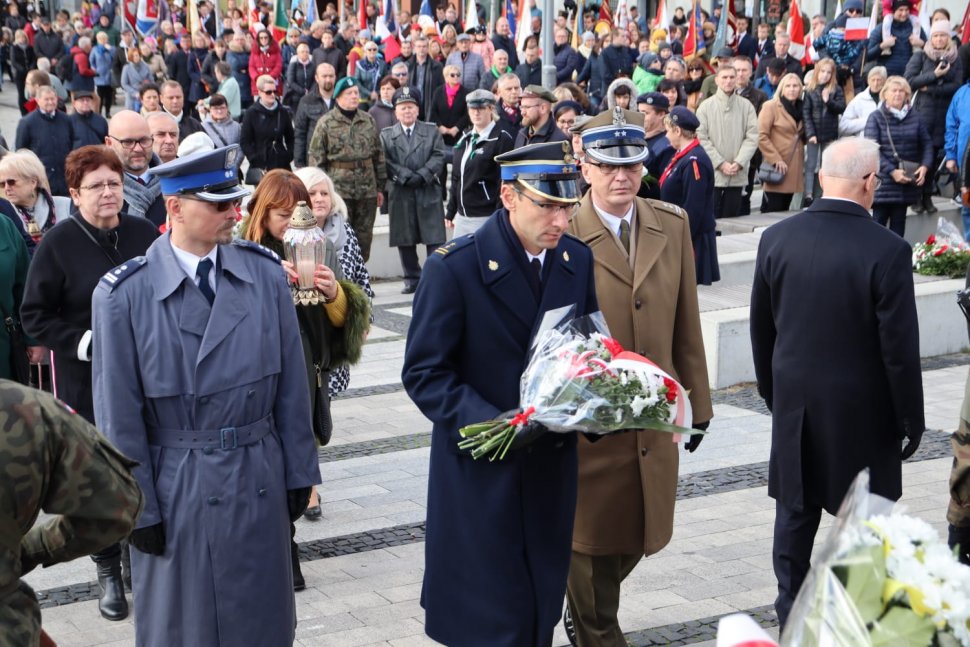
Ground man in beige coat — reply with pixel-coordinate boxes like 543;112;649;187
696;65;760;219
564;107;715;646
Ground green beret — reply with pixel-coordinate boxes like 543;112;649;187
334;76;358;99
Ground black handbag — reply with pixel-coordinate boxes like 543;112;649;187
244;166;266;185
2;304;30;385
757;140;798;185
313;364;333;446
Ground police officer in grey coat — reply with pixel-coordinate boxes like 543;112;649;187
91;145;321;647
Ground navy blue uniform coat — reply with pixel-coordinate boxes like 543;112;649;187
402;211;598;646
750;198;924;513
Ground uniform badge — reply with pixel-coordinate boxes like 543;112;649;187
563;251;570;262
488;260;498;271
612;107;626;127
402;86;410;97
225;147;240;169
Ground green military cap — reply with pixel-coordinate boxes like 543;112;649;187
334;76;358;99
521;84;557;103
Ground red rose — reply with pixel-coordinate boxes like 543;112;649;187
663;377;677;390
934;246;948;257
927;234;936;245
665;389;677;403
601;337;624;357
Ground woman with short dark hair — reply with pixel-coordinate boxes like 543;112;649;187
20;145;158;622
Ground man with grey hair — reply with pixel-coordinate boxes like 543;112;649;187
147;111;180;163
65;35;98;98
751;136;924;631
839;66;887;137
446;32;485;91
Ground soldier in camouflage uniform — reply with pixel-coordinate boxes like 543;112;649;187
948;371;970;565
308;76;386;262
0;380;143;647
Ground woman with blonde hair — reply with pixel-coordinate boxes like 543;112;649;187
802;57;846;203
0;149;73;255
758;72;805;213
241;169;369;580
293;165;373;398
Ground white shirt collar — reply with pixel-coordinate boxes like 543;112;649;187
170;243;219;293
591;200;635;239
526;248;547;268
473;121;495;138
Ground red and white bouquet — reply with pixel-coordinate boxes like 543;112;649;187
457;308;698;460
912;218;970;279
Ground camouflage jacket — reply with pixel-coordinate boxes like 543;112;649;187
0;380;143;647
951;369;970;527
306;108;387;201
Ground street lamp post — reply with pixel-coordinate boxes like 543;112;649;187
541;0;556;88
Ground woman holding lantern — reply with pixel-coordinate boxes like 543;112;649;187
241;169;370;590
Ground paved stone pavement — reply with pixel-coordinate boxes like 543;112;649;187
5;89;967;646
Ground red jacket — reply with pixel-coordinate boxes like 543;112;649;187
72;46;97;77
248;40;282;95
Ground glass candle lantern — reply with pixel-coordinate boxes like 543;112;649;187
282;201;327;305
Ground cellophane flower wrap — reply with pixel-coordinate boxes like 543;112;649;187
783;470;970;646
457;307;697;461
912;217;970;279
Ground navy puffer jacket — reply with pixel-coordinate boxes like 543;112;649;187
905;50;963;147
864;103;933;206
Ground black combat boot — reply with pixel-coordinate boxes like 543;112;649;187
96;557;129;620
291;541;305;592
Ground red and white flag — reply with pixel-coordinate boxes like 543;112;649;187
844;16;870;39
786;0;806;60
653;0;668;29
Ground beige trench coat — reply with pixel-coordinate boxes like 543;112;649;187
567;196;715;557
758;100;806;195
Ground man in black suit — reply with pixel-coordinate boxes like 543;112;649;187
735;17;756;61
754;32;802;78
753;21;773;68
750;137;925;631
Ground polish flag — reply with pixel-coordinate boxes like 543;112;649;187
786;0;805;60
844;16;870;40
515;0;530;55
652;0;668;29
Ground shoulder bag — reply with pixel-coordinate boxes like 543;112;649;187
2;301;30;385
881;112;921;180
757;139;799;185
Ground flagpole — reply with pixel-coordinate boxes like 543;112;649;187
541;0;555;88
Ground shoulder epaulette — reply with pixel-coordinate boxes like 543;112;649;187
232;239;282;263
646;199;686;219
99;257;148;290
432;234;475;258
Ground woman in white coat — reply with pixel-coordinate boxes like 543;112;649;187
839;66;887;136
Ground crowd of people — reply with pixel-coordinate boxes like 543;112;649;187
2;0;970;645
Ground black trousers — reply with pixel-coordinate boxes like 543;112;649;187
714;187;743;219
873;203;908;237
740;151;763;216
761;192;794;214
399;244;440;287
773;499;822;630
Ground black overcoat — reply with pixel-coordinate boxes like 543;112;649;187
750;198;924;514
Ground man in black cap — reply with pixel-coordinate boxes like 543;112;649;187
516;84;568;148
69;90;109;148
635;92;674;197
380;86;447;294
34;16;64;65
865;0;926;77
565;108;712;647
402;140;597;647
91;144;321;647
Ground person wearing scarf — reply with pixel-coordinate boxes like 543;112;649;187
0;150;73;257
659;107;719;285
353;40;386;110
757;72;806;213
905;19;963;214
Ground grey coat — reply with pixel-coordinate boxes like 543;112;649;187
381;121;447;247
91;234;320;647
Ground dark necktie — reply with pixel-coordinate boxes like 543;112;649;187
196;258;216;305
531;258;542;286
405;127;412;139
618;219;631;254
135;176;147;186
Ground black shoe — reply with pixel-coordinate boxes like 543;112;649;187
802;196;813;208
302;504;322;521
401;284;417;294
96;560;129;621
924;196;938;214
291;544;306;592
563;605;577;646
911;202;926;215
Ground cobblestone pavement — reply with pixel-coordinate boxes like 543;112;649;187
7;91;968;646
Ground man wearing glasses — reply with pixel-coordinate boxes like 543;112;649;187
751;136;924;631
515;85;568;148
402;141;597;646
92;144;320;647
564;108;712;646
105;110;167;227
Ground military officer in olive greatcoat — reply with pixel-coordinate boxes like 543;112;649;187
402;141;598;647
91;145;321;647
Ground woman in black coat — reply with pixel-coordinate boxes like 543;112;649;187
802;58;845;203
864;76;934;237
429;64;469;199
905;20;963;214
10;29;35;116
240;77;295;181
658;108;719;285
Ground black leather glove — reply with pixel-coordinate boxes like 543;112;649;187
406;174;425;187
287;487;312;523
508;420;549;451
950;524;970;566
129;523;166;555
685;421;709;453
900;422;923;460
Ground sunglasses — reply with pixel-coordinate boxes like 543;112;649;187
182;196;241;211
260;88;276;95
0;178;19;187
447;73;460;78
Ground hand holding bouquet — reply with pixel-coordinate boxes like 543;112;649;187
457;308;699;461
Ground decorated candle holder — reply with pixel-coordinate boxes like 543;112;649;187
282;201;327;306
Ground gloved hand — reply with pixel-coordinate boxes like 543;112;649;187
685;421;709;453
129;523;166;555
949;524;970;566
508;420;548;450
19;549;39;576
900;422;923;460
287;487;312;523
406;174;425;187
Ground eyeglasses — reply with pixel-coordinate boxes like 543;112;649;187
586;161;644;176
0;178;20;187
446;73;460;78
109;135;154;150
846;8;861;13
181;196;241;212
557;118;576;128
365;47;378;52
513;187;580;217
865;172;883;191
519;102;542;110
260;88;276;95
689;68;704;73
80;180;124;193
392;71;408;77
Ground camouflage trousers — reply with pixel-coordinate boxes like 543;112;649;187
345;196;379;263
1;581;42;647
949;417;970;527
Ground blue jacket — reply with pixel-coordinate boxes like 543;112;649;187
945;82;970;169
90;44;113;86
864;103;933;205
402;210;597;647
867;19;926;77
576;51;607;107
14;110;75;196
553;43;582;83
